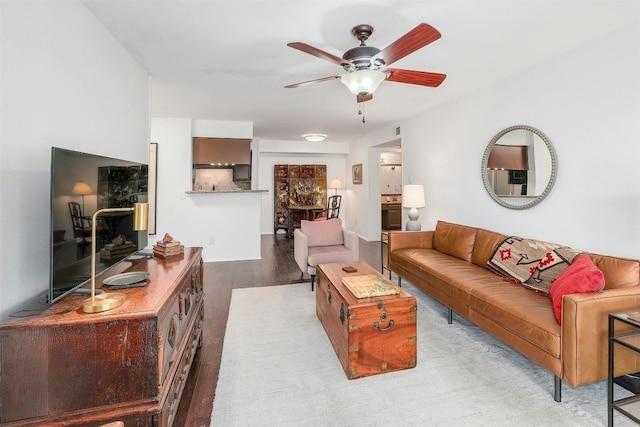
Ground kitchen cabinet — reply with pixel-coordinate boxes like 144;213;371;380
382;202;401;230
192;137;251;165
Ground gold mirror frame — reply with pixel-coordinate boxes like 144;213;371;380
481;125;557;210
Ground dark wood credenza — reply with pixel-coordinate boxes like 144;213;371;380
0;247;204;427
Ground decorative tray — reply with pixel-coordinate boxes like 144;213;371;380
103;272;151;287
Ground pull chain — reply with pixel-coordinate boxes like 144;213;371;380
358;102;366;123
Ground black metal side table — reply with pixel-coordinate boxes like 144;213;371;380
608;311;640;425
381;231;391;279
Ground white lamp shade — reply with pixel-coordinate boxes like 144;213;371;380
328;178;344;190
402;184;425;208
340;70;386;96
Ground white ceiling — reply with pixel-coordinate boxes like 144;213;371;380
82;1;636;143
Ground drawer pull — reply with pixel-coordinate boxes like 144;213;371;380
168;315;178;348
184;293;191;316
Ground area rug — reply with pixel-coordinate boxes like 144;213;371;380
210;283;632;426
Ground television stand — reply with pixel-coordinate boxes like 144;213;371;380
0;247;204;427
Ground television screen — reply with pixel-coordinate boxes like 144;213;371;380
49;147;148;303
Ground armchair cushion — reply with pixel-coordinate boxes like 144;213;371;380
301;218;344;247
308;245;358;266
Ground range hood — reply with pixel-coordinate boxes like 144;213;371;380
192;137;251;166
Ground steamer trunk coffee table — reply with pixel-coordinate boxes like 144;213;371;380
316;261;417;379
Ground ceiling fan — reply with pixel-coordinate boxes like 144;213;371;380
285;23;446;103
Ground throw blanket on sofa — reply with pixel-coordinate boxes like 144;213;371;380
487;236;581;294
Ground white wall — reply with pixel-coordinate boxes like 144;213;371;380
350;22;640;259
150;118;262;262
380;165;402;195
257;139;350;234
0;1;150;319
345;125;401;239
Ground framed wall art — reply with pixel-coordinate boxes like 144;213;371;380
148;142;158;235
352;163;363;184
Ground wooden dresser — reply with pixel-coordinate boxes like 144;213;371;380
0;247;204;427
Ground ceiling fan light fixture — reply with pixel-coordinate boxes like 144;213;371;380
302;133;327;142
340;69;386;96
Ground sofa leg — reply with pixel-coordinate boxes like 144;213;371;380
554;376;562;402
311;275;315;291
447;308;453;324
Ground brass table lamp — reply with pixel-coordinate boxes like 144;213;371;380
82;203;149;313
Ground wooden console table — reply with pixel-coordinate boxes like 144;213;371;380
0;247;204;427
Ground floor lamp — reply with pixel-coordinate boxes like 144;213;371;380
82;203;149;313
72;181;93;216
402;185;425;231
328;177;344;195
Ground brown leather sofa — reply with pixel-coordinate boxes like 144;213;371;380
387;220;640;401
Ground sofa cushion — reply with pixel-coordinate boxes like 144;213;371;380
587;253;640;290
468;282;561;357
301;218;343;247
548;255;605;324
471;228;508;267
433;221;477;262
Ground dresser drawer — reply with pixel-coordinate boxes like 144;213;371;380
158;302;204;427
159;260;203;387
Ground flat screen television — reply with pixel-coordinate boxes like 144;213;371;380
49;147;149;303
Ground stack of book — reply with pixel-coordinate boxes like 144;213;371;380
153;240;184;258
100;242;137;260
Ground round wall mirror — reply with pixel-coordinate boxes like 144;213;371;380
481;125;557;210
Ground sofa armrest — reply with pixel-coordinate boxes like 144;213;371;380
387;230;434;253
561;287;640;386
294;228;309;273
342;228;360;259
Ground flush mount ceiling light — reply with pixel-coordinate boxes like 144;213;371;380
302;134;327;142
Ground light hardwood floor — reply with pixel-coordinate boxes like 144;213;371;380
174;233;385;426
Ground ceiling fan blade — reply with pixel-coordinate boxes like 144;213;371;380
356;93;373;103
287;42;348;67
284;75;341;89
376;23;441;66
385;69;446;87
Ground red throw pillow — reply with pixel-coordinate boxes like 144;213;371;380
548;255;605;324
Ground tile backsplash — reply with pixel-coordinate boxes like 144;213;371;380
193;168;250;191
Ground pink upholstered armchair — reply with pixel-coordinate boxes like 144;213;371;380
294;218;359;290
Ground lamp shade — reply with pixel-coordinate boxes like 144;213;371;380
132;202;149;231
328;178;344;190
487;145;528;170
72;181;93;195
402;185;425;208
340;70;386;96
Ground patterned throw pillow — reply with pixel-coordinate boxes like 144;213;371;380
525;246;582;294
487;236;581;295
